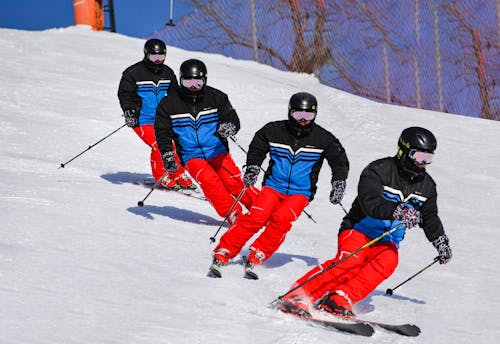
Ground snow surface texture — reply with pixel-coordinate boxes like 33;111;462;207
1;25;499;344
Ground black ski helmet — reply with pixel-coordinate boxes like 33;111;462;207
396;127;437;179
288;92;318;115
180;59;207;81
287;92;318;137
143;38;167;56
179;59;207;96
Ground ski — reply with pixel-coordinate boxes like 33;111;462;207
274;300;373;336
208;255;233;278
208;262;222;278
274;299;419;337
134;178;207;201
208;257;260;279
242;256;259;280
283;312;374;337
327;313;421;337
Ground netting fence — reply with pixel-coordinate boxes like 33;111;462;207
148;0;500;120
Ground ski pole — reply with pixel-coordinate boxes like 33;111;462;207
385;256;440;295
59;124;126;169
271;222;405;305
338;201;348;215
229;136;317;224
137;171;169;207
209;186;247;243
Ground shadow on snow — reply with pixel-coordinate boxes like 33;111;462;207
127;204;221;226
264;251;319;269
351;289;427;314
101;171;151;184
101;171;221;226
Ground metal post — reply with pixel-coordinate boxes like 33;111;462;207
249;0;259;61
413;0;421;108
382;42;390;103
104;0;116;32
167;0;176;26
432;0;444;112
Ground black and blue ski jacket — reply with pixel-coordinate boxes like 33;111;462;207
339;157;445;247
246;120;349;201
118;60;178;126
155;86;239;165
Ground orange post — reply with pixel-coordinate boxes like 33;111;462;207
73;0;105;31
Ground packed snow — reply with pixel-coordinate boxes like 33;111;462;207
1;25;499;344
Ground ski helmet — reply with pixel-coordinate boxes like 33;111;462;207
287;92;318;137
396;127;437;178
288;92;318;115
143;38;167;56
179;59;207;92
143;39;167;71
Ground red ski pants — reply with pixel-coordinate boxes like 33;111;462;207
185;153;259;218
215;186;309;261
290;229;398;304
133;124;184;181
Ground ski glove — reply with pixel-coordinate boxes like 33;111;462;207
329;180;346;205
217;122;237;139
162;151;178;173
432;234;452;264
124;109;139;128
243;165;260;187
392;203;421;229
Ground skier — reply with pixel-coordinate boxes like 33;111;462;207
118;38;195;189
279;127;452;318
155;59;259;221
210;92;350;278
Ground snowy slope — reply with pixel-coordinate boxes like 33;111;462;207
1;25;499;344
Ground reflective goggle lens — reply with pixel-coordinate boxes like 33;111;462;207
409;149;434;165
181;78;204;89
291;110;316;121
148;53;166;63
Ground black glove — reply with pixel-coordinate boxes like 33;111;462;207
217;122;237;139
243;165;260;187
432;234;452;264
329;180;346;205
392;203;421;229
124;109;139;127
162;151;178;173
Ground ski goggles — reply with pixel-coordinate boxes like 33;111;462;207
409;149;434;165
181;78;204;89
147;53;166;63
291;110;316;121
